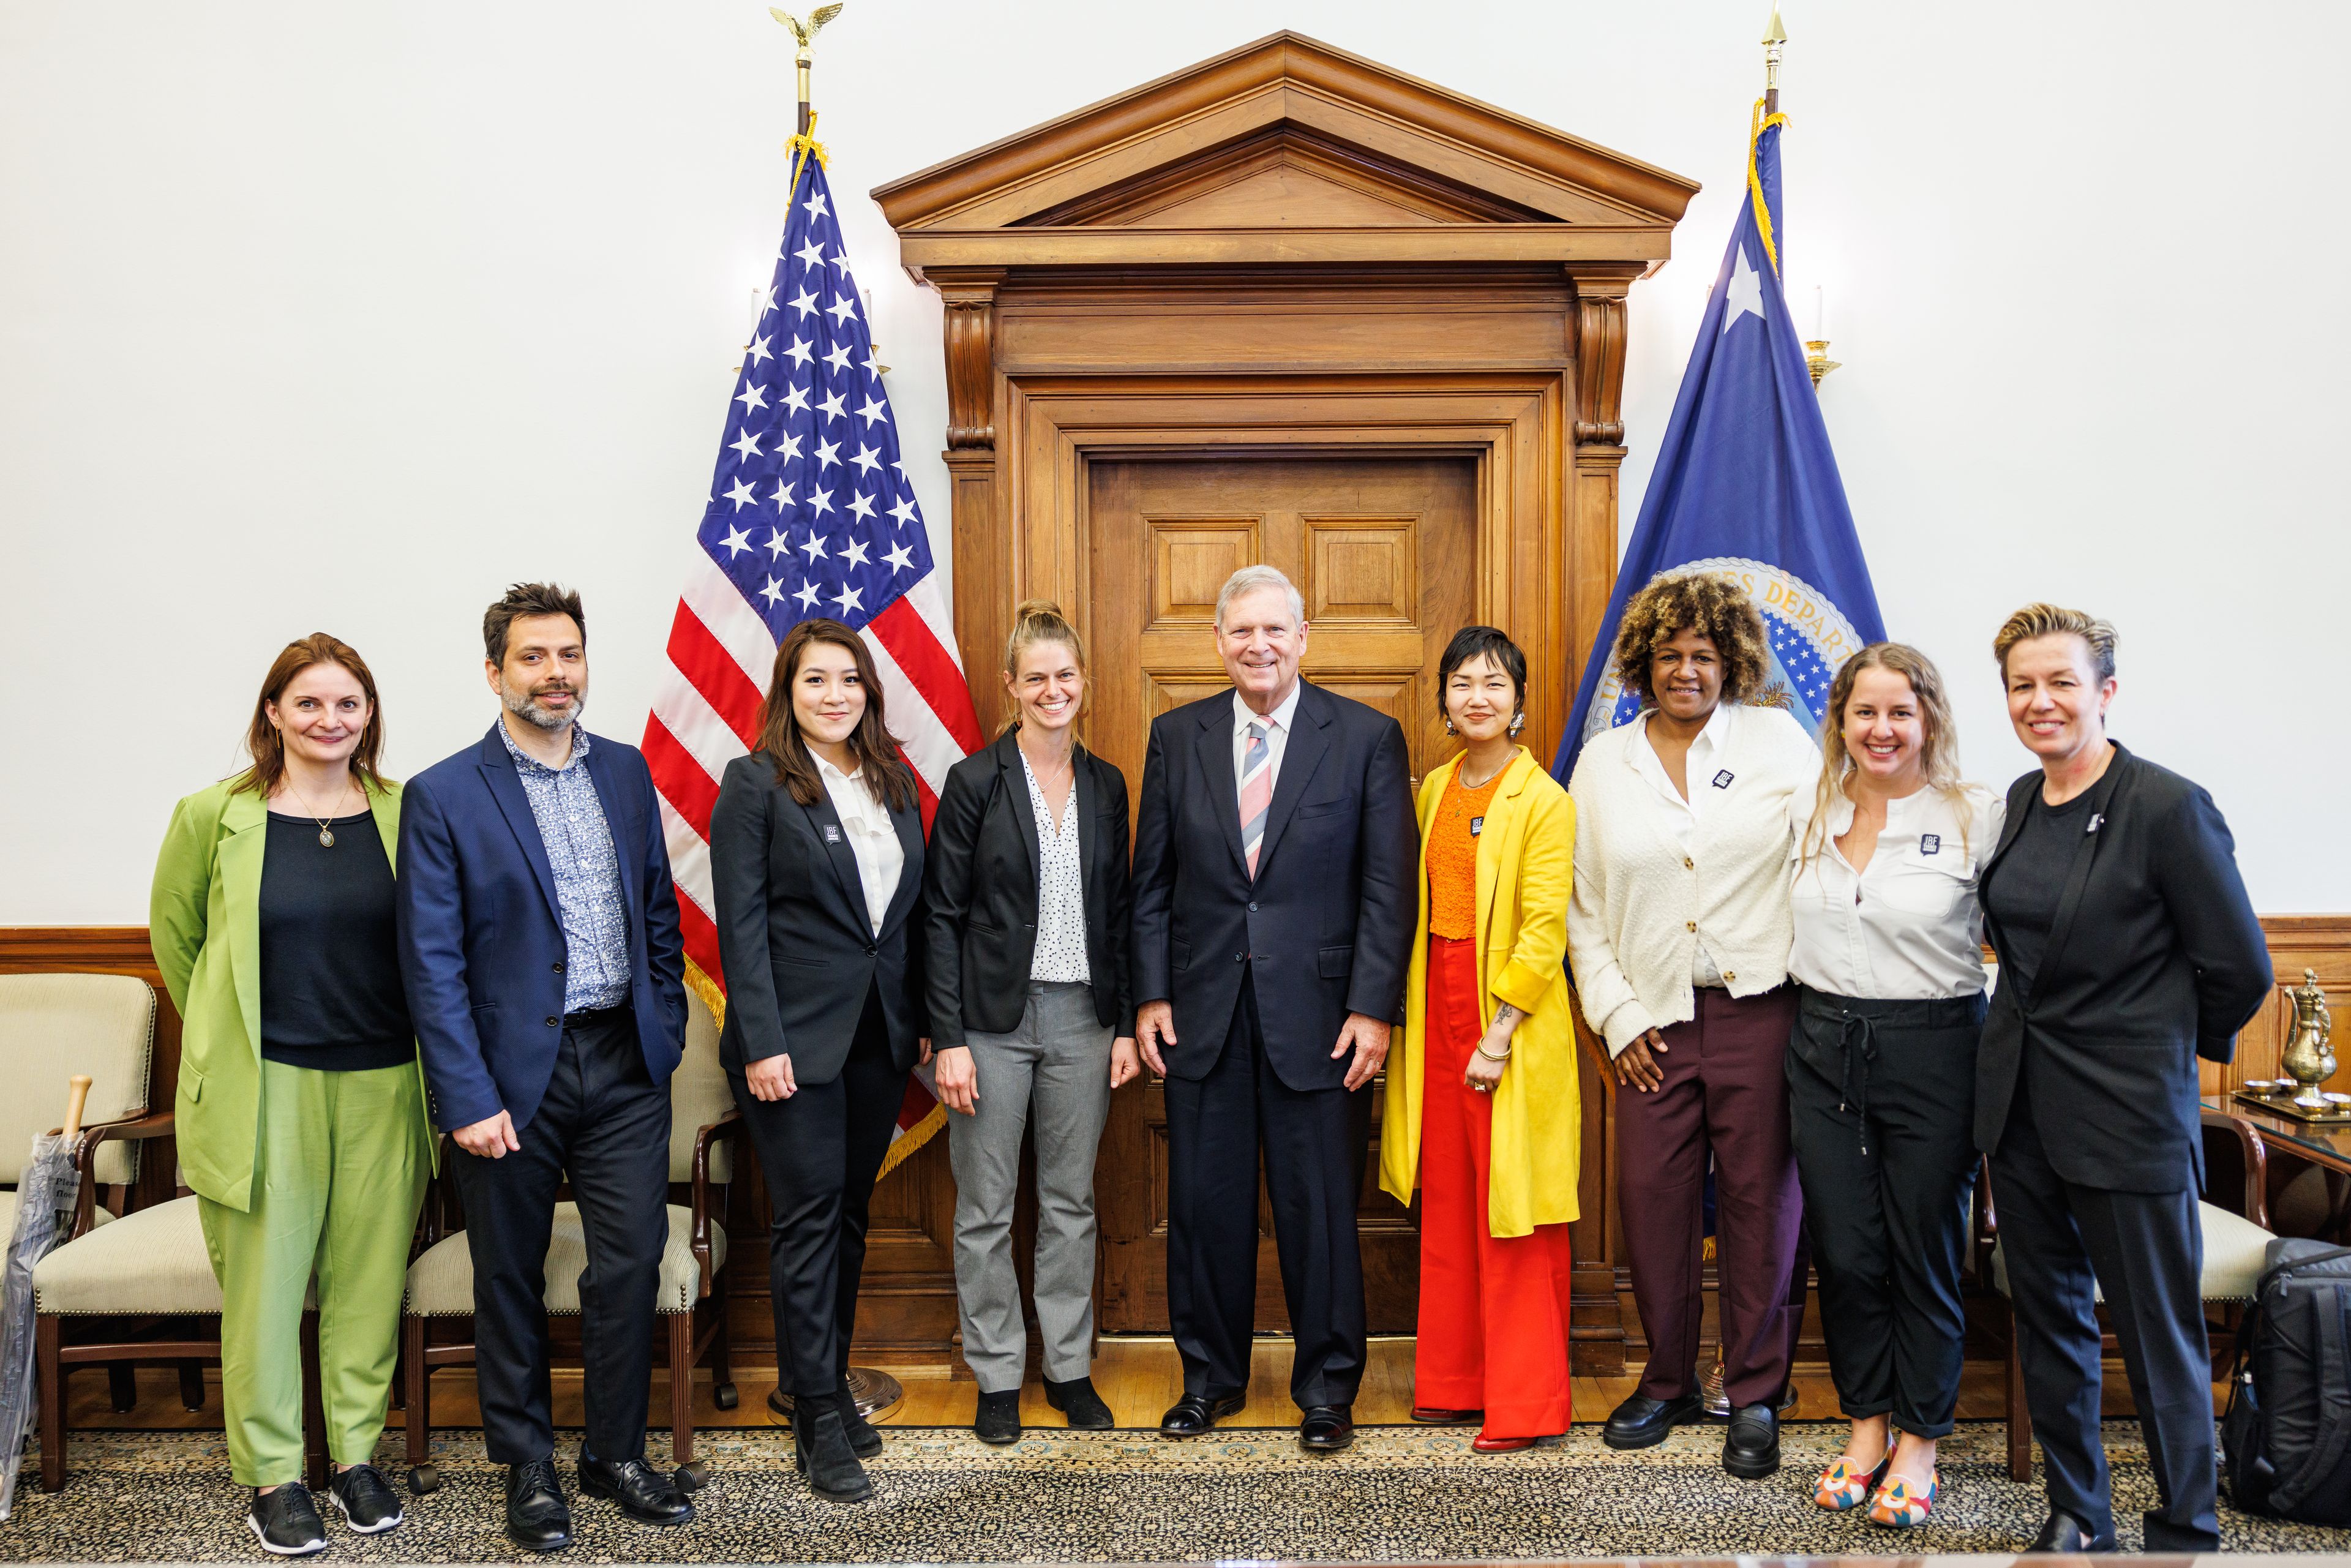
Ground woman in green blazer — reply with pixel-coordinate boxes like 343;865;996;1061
151;633;432;1554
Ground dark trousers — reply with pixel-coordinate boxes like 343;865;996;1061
1163;975;1373;1408
1787;986;1983;1437
1617;985;1804;1409
1993;1089;2217;1551
732;987;907;1398
451;1008;670;1465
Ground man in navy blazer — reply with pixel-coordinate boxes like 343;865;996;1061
397;583;691;1550
1130;565;1417;1451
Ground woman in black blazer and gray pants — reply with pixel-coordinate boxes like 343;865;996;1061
1975;604;2270;1555
923;601;1137;1444
710;618;928;1504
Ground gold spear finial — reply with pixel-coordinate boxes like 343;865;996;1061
1763;2;1786;113
770;4;843;135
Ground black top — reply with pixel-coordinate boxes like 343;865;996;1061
1979;784;2096;1003
260;811;414;1071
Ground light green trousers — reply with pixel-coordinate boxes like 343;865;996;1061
197;1058;429;1486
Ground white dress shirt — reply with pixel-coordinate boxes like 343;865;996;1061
1630;705;1733;986
1232;680;1303;797
1788;784;2004;1000
1021;750;1090;983
816;756;902;936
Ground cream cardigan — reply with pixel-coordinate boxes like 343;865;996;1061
1565;703;1821;1054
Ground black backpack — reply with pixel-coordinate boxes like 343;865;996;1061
2222;1237;2351;1525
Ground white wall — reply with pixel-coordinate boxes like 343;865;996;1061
4;1;2345;920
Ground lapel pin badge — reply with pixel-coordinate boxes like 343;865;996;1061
1711;770;1734;789
1919;833;1941;855
2087;814;2104;835
1469;816;1484;836
823;823;844;844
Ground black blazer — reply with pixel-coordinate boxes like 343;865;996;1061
1976;743;2270;1192
921;729;1134;1051
707;751;928;1082
1130;680;1417;1092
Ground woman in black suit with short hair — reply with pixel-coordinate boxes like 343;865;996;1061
1976;602;2270;1555
710;618;927;1504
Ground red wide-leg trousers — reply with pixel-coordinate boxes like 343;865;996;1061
1412;936;1575;1438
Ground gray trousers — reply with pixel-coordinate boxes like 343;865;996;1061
946;980;1113;1392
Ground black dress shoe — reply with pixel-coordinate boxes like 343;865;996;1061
2026;1508;2113;1553
578;1452;694;1526
504;1459;574;1553
1721;1402;1781;1478
328;1464;404;1534
792;1394;875;1502
1299;1405;1354;1452
1158;1391;1247;1437
975;1389;1023;1444
248;1484;328;1556
1044;1375;1115;1428
836;1376;884;1458
1601;1392;1706;1450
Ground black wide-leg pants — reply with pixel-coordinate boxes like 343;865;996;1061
1787;986;1984;1438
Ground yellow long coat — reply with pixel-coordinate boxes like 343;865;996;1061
1378;747;1581;1239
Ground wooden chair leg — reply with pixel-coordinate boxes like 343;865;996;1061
36;1314;65;1493
105;1362;136;1412
177;1359;206;1412
709;1289;736;1410
2006;1303;2032;1483
667;1312;694;1467
401;1313;437;1492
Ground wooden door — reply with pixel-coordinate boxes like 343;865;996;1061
1086;452;1479;1334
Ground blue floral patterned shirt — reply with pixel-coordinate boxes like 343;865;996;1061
498;721;632;1013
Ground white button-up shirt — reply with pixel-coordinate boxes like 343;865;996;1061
1021;749;1090;983
1788;784;2004;1000
816;756;902;937
1232;680;1303;798
1630;706;1733;986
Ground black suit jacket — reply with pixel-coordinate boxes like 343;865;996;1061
920;729;1134;1051
1976;743;2271;1191
1129;680;1417;1092
707;751;927;1082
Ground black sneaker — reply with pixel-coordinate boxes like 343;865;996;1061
329;1463;405;1534
248;1483;328;1556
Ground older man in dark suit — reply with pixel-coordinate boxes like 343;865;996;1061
1130;565;1417;1451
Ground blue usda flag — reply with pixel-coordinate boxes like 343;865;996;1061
1553;103;1884;785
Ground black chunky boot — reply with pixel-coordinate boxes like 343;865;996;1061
834;1376;883;1458
792;1392;874;1502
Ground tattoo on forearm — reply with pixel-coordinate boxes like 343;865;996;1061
1491;1004;1526;1032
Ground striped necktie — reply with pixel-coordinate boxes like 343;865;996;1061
1240;719;1272;878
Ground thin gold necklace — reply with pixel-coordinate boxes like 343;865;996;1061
283;775;355;848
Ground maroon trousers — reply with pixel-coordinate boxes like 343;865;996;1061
1616;985;1804;1409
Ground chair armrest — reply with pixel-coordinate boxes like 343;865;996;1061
2199;1106;2270;1231
66;1110;174;1239
1569;1008;1616;1102
688;1111;744;1294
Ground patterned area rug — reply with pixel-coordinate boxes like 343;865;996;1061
7;1421;2349;1561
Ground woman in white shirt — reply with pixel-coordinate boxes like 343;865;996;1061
1787;643;1998;1529
1566;571;1820;1480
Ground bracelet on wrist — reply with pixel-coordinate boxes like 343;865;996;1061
1475;1041;1513;1062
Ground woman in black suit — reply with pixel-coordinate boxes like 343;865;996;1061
921;601;1137;1444
1975;603;2270;1555
710;617;927;1504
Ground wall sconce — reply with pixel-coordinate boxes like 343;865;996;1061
1805;284;1840;388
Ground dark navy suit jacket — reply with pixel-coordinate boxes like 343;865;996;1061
396;722;687;1133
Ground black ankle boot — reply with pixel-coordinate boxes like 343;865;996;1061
792;1392;874;1502
834;1376;883;1458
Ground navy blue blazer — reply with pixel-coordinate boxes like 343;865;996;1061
396;722;688;1133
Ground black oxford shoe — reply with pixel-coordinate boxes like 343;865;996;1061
1158;1391;1246;1437
1299;1405;1355;1452
1044;1375;1115;1429
578;1452;693;1526
1601;1392;1706;1450
2026;1508;2113;1553
1721;1402;1781;1478
504;1459;574;1553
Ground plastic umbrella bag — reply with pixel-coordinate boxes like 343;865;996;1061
0;1130;75;1520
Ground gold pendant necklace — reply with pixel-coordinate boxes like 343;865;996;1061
285;778;350;847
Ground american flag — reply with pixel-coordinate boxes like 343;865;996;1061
643;146;981;1174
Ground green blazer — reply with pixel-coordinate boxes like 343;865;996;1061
150;778;435;1211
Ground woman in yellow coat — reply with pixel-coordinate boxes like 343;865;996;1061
1380;626;1580;1452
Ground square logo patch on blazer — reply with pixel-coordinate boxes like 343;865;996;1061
822;824;843;844
1711;770;1735;789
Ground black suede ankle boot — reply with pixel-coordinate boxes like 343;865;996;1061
791;1392;874;1502
834;1376;883;1458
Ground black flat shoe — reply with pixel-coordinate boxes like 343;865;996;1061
504;1459;574;1553
328;1464;404;1534
792;1394;875;1502
1044;1375;1115;1428
2026;1508;2113;1553
1722;1402;1781;1478
836;1376;884;1458
248;1484;328;1556
1158;1391;1247;1438
1602;1392;1706;1450
577;1452;693;1526
975;1389;1023;1444
1299;1405;1354;1452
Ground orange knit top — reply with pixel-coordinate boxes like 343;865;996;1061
1427;765;1505;940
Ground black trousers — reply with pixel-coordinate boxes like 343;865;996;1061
732;986;907;1397
1993;1086;2217;1551
1787;986;1983;1437
1163;973;1373;1408
451;1008;670;1465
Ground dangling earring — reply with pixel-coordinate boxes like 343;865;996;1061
1509;711;1526;736
1442;714;1458;737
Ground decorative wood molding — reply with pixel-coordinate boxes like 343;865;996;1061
1568;268;1637;447
931;268;1005;452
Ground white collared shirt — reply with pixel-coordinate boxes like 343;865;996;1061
1232;680;1303;798
1021;749;1090;983
1788;784;2004;1000
816;756;902;936
1631;706;1733;985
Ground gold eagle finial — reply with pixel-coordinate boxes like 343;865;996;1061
770;4;843;51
